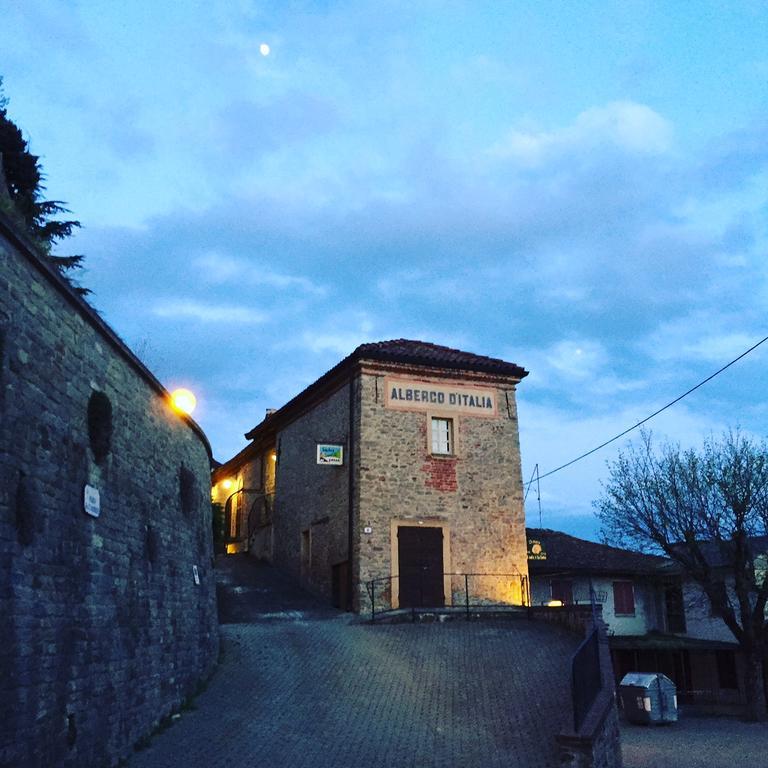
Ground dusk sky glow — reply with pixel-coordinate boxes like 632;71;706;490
3;1;768;540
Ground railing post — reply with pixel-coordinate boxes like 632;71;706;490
464;573;470;620
370;579;376;623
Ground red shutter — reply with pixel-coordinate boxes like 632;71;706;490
613;581;635;615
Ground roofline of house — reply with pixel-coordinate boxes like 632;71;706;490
527;565;671;578
242;352;526;445
0;211;213;463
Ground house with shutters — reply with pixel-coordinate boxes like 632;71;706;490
526;527;752;710
212;340;530;612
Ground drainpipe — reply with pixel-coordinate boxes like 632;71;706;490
346;372;356;611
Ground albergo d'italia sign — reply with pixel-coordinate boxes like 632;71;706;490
384;377;497;417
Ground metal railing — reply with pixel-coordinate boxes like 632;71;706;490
365;571;530;623
571;626;602;731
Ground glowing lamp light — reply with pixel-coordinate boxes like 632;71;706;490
170;388;197;415
546;599;564;608
221;479;233;491
259;43;270;56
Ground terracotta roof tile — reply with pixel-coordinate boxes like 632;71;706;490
354;339;528;378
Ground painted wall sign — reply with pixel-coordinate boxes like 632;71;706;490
83;485;101;518
384;377;497;417
527;539;547;560
317;444;344;465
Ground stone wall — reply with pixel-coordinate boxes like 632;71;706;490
356;367;528;610
0;217;219;768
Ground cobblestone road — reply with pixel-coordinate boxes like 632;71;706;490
621;716;768;768
128;558;580;768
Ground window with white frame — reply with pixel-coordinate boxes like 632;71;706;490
431;417;453;455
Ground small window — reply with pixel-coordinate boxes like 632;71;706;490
550;579;573;605
664;581;687;633
613;581;635;615
431;417;453;455
709;581;728;617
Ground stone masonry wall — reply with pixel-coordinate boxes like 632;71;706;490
0;221;219;768
272;382;351;600
355;367;528;610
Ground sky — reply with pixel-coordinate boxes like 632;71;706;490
2;1;767;541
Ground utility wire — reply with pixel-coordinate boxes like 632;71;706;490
526;331;768;488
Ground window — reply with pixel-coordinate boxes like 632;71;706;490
550;579;573;605
664;581;687;633
613;581;635;615
709;581;728;617
431;417;453;455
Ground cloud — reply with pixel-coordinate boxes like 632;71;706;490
511;338;648;404
194;252;327;294
152;299;266;324
489;101;673;167
641;315;762;365
215;91;339;157
518;398;730;520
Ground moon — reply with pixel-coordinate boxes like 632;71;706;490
259;43;270;57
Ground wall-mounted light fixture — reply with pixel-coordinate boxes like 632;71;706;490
170;388;197;415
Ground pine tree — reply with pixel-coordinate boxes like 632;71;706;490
0;77;87;293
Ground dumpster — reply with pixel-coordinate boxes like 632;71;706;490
619;672;678;724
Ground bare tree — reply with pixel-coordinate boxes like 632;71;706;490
596;429;768;721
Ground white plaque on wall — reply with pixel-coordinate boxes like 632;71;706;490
83;485;101;518
384;377;497;417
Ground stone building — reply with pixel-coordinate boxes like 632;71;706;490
212;340;529;612
0;212;219;767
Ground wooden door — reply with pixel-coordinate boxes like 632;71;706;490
397;526;444;608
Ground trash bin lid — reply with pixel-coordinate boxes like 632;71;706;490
620;672;661;687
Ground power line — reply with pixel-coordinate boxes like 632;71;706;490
526;331;768;489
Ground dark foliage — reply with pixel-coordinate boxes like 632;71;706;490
0;77;87;292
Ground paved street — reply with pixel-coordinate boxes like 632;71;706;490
127;557;580;768
621;715;768;768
